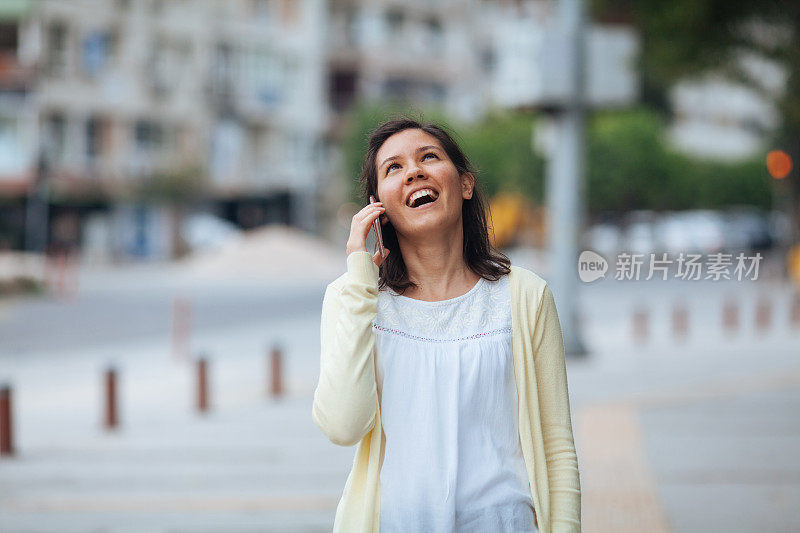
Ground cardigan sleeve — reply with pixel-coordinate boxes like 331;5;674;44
533;284;582;532
312;251;380;447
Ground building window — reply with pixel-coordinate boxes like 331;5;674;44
386;10;404;28
0;23;18;52
86;117;101;159
481;47;494;74
0;115;23;173
135;120;164;153
212;42;234;96
329;69;357;111
425;17;443;51
46;21;68;76
385;9;404;40
344;7;358;46
384;77;411;101
82;30;116;77
44;114;67;165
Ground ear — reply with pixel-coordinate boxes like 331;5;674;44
461;172;475;200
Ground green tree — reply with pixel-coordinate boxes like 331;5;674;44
587;107;771;214
459;111;545;201
592;0;800;236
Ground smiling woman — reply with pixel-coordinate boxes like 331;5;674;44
358;118;510;299
312;116;581;532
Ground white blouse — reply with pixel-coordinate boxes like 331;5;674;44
373;273;538;532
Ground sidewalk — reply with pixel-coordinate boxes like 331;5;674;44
1;258;798;532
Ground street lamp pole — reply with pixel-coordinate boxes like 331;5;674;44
545;0;588;356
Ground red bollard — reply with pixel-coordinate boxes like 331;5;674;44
104;367;117;430
632;305;648;344
722;298;739;334
197;357;209;413
672;302;689;340
172;297;192;361
790;292;800;330
0;384;13;456
755;297;771;334
269;345;283;398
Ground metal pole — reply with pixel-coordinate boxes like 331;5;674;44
546;0;588;356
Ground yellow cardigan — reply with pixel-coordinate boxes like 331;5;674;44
312;251;581;532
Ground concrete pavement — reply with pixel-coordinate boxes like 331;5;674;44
0;252;798;532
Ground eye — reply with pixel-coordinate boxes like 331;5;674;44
385;153;439;175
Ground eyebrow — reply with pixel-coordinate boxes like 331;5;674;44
379;145;441;172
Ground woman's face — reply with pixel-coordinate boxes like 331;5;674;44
375;128;474;237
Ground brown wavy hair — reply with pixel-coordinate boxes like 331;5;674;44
358;116;511;294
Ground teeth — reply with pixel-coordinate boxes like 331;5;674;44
407;188;439;207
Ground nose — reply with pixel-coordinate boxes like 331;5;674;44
405;164;425;183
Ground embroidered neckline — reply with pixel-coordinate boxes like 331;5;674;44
372;323;512;343
386;276;486;306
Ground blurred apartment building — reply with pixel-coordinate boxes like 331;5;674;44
0;0;328;260
326;0;491;124
0;0;785;260
0;0;509;260
667;59;785;161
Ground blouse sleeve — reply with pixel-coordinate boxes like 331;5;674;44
311;251;380;447
533;284;582;531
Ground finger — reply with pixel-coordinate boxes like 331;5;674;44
357;203;383;218
359;201;383;214
372;247;390;266
353;210;382;231
359;206;385;224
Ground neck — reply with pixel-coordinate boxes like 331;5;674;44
395;219;477;300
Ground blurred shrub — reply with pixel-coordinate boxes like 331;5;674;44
588;107;771;214
459;111;545;201
0;276;45;297
133;162;209;203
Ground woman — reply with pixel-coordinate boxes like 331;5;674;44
312;117;581;532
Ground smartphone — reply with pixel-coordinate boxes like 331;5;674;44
369;195;386;259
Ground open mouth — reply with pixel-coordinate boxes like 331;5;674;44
406;189;439;209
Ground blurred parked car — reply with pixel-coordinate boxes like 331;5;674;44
651;210;725;255
622;221;657;255
582;222;622;258
653;212;693;255
721;207;773;253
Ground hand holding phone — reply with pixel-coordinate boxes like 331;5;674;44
369;195;386;259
